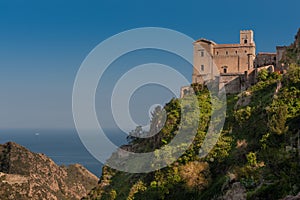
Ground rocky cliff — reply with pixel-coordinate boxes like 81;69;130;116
0;142;98;200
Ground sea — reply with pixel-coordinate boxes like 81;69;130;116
0;129;128;177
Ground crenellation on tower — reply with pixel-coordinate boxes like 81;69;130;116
240;30;254;45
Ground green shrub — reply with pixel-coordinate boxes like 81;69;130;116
258;69;269;81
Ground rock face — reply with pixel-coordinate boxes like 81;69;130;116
219;182;246;200
0;142;98;200
282;193;300;200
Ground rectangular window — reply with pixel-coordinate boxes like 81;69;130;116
201;65;204;71
200;51;204;57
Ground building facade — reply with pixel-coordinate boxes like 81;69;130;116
192;30;256;93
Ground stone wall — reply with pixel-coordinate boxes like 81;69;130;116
219;69;256;94
180;86;193;98
220;74;243;94
257;65;274;73
276;46;287;70
254;53;276;68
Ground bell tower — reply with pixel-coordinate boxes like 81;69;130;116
240;30;254;45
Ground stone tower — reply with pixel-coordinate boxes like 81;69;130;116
240;30;254;45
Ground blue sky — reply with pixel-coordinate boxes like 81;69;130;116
0;0;299;130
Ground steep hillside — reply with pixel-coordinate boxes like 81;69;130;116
0;142;99;200
84;30;300;200
283;28;300;65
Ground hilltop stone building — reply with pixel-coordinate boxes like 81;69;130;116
180;29;299;97
191;30;257;94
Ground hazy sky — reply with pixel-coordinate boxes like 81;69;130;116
0;0;299;130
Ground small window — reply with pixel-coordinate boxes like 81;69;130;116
235;51;238;54
183;89;189;95
226;51;228;55
244;39;248;44
200;51;204;57
201;65;204;71
216;51;219;55
224;68;227;73
245;50;247;53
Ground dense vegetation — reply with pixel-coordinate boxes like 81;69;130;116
84;30;300;200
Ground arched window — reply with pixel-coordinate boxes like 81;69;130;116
222;66;228;73
244;39;248;44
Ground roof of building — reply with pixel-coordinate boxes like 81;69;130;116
257;52;276;55
194;38;216;45
276;46;288;49
194;30;256;47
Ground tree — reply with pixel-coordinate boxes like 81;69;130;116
286;64;300;85
267;103;288;135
